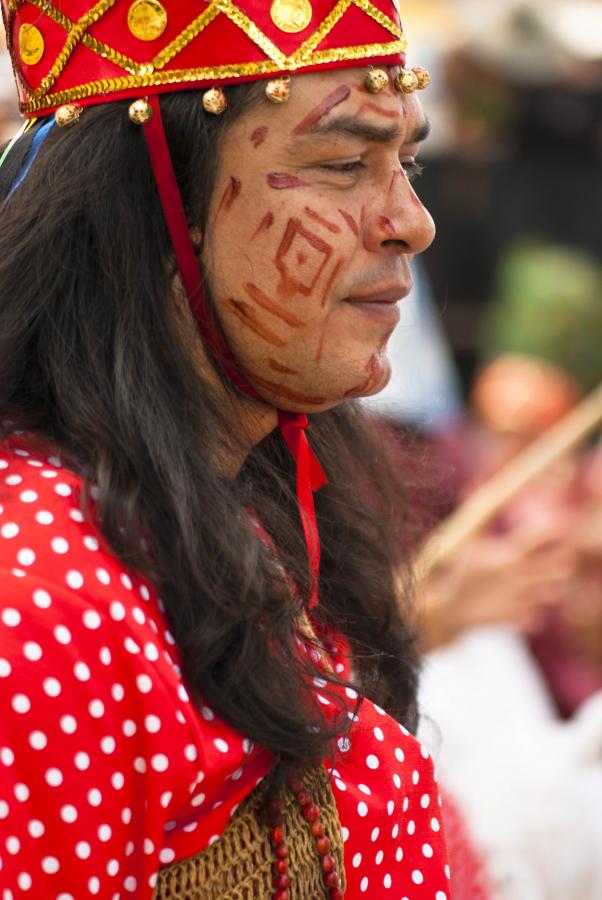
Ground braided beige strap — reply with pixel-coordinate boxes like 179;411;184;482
154;766;346;899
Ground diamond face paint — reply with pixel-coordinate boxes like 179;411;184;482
274;218;332;300
304;207;341;234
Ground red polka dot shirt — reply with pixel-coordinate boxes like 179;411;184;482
0;437;450;898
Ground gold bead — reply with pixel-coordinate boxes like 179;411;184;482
202;87;227;115
412;67;431;90
128;98;153;125
127;0;168;41
54;103;83;127
395;68;420;94
265;76;291;104
364;68;389;94
270;0;313;33
19;23;45;66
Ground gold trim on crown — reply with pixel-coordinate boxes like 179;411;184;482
7;0;407;115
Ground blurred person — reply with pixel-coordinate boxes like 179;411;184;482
0;0;454;897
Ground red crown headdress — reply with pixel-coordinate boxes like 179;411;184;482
1;0;429;610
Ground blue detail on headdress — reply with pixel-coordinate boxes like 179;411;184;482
4;118;55;198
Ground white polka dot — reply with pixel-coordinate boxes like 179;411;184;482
75;841;91;859
0;658;11;677
436;892;448;900
23;642;42;661
136;674;152;694
33;589;51;608
411;870;424;885
396;846;403;862
190;792;205;808
201;706;215;721
341;826;349;842
60;805;78;823
134;757;147;773
35;510;54;525
159;848;175;864
151;754;169;772
124;637;140;654
17;547;35;566
111;772;125;790
74;662;90;681
28;820;44;838
89;699;104;718
358;784;371;796
17;872;32;890
375;850;384;864
431;816;440;832
422;843;433;858
83;536;99;552
6;836;20;854
0;523;19;539
122;719;136;737
120;573;133;590
394;746;405;763
214;738;229;754
109;601;125;621
373;726;384;741
160;791;173;808
144;715;161;733
66;570;84;590
383;873;392;888
366;754;379;769
74;752;90;771
107;859;119;876
41;469;57;479
143;642;159;662
101;736;116;754
54;483;72;496
50;536;70;556
95;568;110;586
132;607;145;625
41;856;60;874
402;797;409;812
184;744;197;762
88;877;100;894
445;864;451;879
112;683;125;702
420;793;431;809
392;823;399;839
407;820;416;835
45;768;63;787
412;769;420;785
99;646;111;665
2;608;21;627
352;852;362;868
20;490;37;503
360;876;369;892
98;824;111;842
69;509;84;522
0;747;14;766
120;808;131;826
87;789;102;807
371;827;380;842
83;610;101;629
0;800;8;818
393;773;402;789
357;801;368;817
5;474;22;485
43;677;61;697
60;715;77;734
47;456;62;468
12;694;30;713
387;800;394;815
345;687;358;700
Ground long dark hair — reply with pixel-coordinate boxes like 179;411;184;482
0;88;421;763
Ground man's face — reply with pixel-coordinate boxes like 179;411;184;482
204;67;435;412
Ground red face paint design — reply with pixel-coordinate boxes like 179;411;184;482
388;170;402;195
320;257;345;308
268;358;299;375
244;283;305;328
275;218;332;300
217;176;242;216
250;126;268;148
225;298;287;348
378;215;396;236
304;207;341;234
358;101;399;120
338;209;359;236
267;173;308;190
292;85;351;135
248;371;326;406
344;353;384;397
251;211;274;240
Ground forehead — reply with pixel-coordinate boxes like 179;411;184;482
239;67;425;143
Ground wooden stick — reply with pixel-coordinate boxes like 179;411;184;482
414;382;602;584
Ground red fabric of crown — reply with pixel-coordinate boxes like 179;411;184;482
3;0;407;117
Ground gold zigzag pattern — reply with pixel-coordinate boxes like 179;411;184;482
9;0;408;113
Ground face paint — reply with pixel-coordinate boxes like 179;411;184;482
358;101;399;119
251;211;275;240
244;282;305;328
344;352;386;397
247;371;326;406
291;84;351;135
274;218;332;300
304;207;341;234
217;176;242;216
225;298;287;347
268;358;299;375
378;215;396;236
267;172;308;190
338;209;359;236
250;126;268;147
320;257;345;308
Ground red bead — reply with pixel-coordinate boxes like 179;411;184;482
270;826;284;846
273;859;288;875
296;791;311;806
275;843;290;859
311;820;325;837
273;874;291;890
273;892;289;900
329;889;344;900
301;803;320;822
325;871;340;888
316;835;331;855
322;854;336;874
289;776;305;793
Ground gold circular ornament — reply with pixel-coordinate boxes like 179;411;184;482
19;23;45;66
270;0;313;34
265;76;291;104
395;68;419;94
364;68;389;94
412;66;431;90
128;98;153;124
202;87;227;115
127;0;168;41
54;103;83;127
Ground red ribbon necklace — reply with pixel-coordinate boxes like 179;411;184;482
143;96;326;608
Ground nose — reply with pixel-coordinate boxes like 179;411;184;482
363;167;435;257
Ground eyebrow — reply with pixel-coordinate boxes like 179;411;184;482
289;115;431;147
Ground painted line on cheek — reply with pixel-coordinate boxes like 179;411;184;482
267;172;308;190
292;84;351;135
244;282;305;328
304;206;341;234
248;371;326;406
250;126;268;147
320;257;345;308
217;176;242;216
268;358;299;375
358;101;399;120
225;298;287;348
338;209;359;236
251;211;274;240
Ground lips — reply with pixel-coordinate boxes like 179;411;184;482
343;281;413;305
